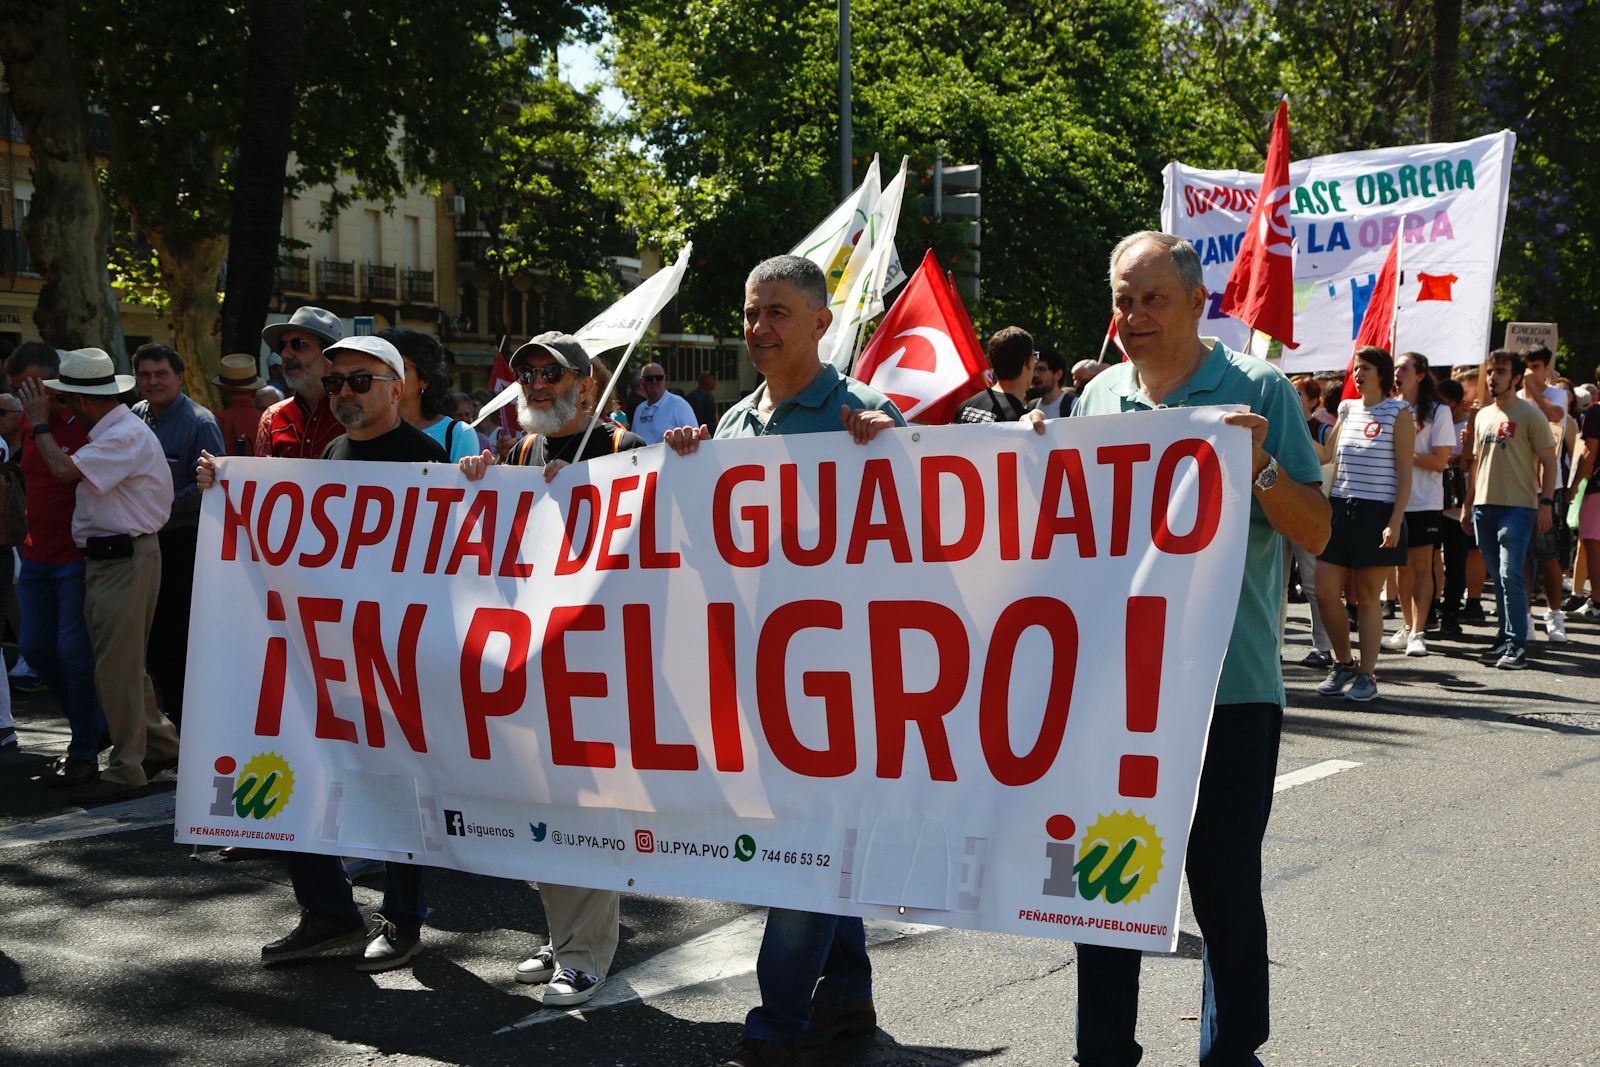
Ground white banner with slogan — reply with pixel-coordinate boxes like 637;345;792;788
1163;131;1515;371
175;409;1250;952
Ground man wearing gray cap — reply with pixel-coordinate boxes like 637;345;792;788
255;306;345;459
18;348;178;806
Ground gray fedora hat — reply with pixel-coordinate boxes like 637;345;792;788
261;306;344;352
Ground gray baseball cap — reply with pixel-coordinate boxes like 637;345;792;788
262;306;344;351
510;331;591;376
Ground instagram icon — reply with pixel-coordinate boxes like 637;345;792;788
634;829;655;853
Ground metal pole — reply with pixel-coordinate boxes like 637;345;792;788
839;0;852;199
934;145;943;218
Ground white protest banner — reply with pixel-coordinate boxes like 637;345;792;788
1163;131;1516;372
176;408;1250;953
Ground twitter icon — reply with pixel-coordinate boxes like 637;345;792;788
530;822;548;842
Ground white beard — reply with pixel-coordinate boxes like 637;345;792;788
517;387;577;435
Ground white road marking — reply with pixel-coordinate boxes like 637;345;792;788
0;792;175;851
496;913;942;1032
1273;759;1360;793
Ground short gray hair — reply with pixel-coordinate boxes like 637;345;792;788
1108;231;1205;294
745;254;829;310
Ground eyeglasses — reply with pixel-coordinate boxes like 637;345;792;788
515;364;571;385
277;337;317;354
321;373;400;395
642;374;666;382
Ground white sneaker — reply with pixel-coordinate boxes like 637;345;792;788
1575;598;1600;621
1544;609;1569;643
1405;632;1429;657
515;945;556;984
1381;627;1411;650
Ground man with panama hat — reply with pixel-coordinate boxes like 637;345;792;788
214;352;266;455
18;347;178;805
254;305;345;459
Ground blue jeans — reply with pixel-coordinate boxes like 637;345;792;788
1472;504;1536;644
746;909;872;1045
18;559;104;761
287;854;427;937
1075;703;1283;1067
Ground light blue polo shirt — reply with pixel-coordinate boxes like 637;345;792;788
714;362;906;439
1072;339;1322;707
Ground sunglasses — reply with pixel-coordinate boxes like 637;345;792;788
322;373;400;395
642;374;666;382
514;365;571;385
277;336;318;354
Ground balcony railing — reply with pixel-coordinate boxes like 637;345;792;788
318;258;355;297
402;268;434;304
275;255;310;293
1;229;34;275
364;263;397;301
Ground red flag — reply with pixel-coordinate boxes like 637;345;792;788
1102;314;1130;363
854;250;986;424
488;345;518;438
1340;231;1402;401
1219;99;1297;348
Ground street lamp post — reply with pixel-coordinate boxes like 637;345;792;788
839;0;852;199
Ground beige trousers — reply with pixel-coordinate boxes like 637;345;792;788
540;883;620;978
85;535;179;786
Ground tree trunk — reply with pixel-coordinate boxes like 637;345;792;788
148;228;228;409
0;0;125;357
1428;0;1462;142
219;0;305;357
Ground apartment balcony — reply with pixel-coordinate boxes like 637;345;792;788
275;255;310;294
318;258;355;297
364;263;397;301
402;268;435;304
0;229;34;275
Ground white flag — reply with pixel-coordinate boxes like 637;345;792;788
792;158;881;298
473;244;693;428
823;157;909;369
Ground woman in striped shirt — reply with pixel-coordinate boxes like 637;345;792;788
1311;346;1414;702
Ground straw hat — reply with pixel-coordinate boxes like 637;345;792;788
213;353;266;391
43;348;134;396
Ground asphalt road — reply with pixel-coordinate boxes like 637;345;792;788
2;601;1597;1067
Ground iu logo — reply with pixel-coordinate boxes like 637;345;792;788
444;809;466;837
209;753;294;821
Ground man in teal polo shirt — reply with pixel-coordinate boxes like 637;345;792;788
665;254;904;1067
1028;231;1328;1067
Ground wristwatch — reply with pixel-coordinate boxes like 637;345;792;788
31;424;50;438
1253;456;1280;493
1540;496;1555;506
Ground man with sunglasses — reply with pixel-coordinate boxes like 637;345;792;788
459;331;642;1006
630;361;697;446
197;334;445;969
255;306;346;459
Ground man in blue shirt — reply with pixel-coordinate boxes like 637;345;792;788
665;254;903;1067
1028;231;1329;1067
132;344;223;730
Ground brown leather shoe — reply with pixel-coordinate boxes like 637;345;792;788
142;753;180;779
46;756;99;789
69;778;147;805
803;998;877;1045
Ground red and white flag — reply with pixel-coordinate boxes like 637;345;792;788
853;249;986;424
487;344;518;437
1101;314;1130;362
1340;230;1403;401
1219;99;1297;349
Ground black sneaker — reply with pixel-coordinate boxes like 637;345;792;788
720;1039;799;1067
356;914;422;973
1461;600;1487;623
543;966;602;1006
1480;639;1512;662
1383;599;1399;619
1495;643;1528;670
261;912;365;965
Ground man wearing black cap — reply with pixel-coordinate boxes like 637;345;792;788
255;306;345;459
198;334;445;971
459;330;641;1006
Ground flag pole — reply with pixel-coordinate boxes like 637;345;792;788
1097;325;1112;362
572;340;639;460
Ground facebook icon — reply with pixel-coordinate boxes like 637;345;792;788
444;809;465;837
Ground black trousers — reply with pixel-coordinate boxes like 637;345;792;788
147;524;197;729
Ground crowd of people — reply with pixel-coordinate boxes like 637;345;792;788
1;230;1594;1067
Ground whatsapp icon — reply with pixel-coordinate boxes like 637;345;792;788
733;834;756;862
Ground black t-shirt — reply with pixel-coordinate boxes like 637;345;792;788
1583;404;1600;492
955;389;1027;424
510;421;647;467
322;419;449;463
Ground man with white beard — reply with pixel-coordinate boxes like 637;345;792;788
458;330;642;1006
463;331;645;480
